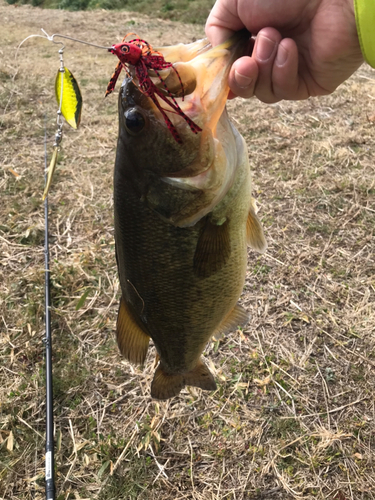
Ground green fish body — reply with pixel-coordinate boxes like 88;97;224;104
113;32;266;399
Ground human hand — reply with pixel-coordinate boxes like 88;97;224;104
206;0;364;102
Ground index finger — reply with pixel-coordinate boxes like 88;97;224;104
205;0;246;46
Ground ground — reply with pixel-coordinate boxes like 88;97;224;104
0;2;374;499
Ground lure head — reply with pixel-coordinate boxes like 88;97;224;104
109;43;142;66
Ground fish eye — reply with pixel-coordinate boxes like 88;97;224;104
121;45;129;53
124;108;146;135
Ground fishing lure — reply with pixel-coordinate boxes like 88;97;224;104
55;66;82;130
106;34;202;144
42;48;82;201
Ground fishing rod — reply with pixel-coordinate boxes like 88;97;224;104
41;35;76;499
44;122;55;500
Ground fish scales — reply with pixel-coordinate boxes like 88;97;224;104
114;152;249;369
113;31;267;399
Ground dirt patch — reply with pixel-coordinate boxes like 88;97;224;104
1;2;374;499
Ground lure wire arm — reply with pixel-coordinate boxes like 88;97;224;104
40;29;111;50
42;43;65;201
55;46;65;145
17;29;111;59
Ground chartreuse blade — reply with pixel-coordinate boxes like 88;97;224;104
42;147;58;201
55;67;82;129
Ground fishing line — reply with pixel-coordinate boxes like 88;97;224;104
43;119;55;500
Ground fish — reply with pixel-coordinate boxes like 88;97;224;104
113;30;267;400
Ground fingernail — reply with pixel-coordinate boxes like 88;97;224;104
275;45;288;66
234;70;253;89
257;35;276;62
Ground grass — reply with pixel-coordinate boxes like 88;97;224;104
5;0;214;24
1;1;375;499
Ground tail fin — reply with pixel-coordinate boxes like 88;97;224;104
184;359;217;392
151;367;184;400
151;359;217;400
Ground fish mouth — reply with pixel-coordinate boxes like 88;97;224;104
144;30;251;138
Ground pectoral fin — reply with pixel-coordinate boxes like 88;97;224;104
246;205;267;253
212;303;250;340
193;218;230;278
116;298;150;366
151;359;216;400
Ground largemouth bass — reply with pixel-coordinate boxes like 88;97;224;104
113;31;266;400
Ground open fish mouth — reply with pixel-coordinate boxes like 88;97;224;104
132;30;251;138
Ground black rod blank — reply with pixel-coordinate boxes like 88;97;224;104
44;125;55;500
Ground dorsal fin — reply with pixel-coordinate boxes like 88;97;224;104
212;303;250;341
246;204;267;253
193;218;230;278
116;298;150;366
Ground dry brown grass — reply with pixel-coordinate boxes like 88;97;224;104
1;2;374;499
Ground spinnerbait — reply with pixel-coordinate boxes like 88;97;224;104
106;34;202;144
